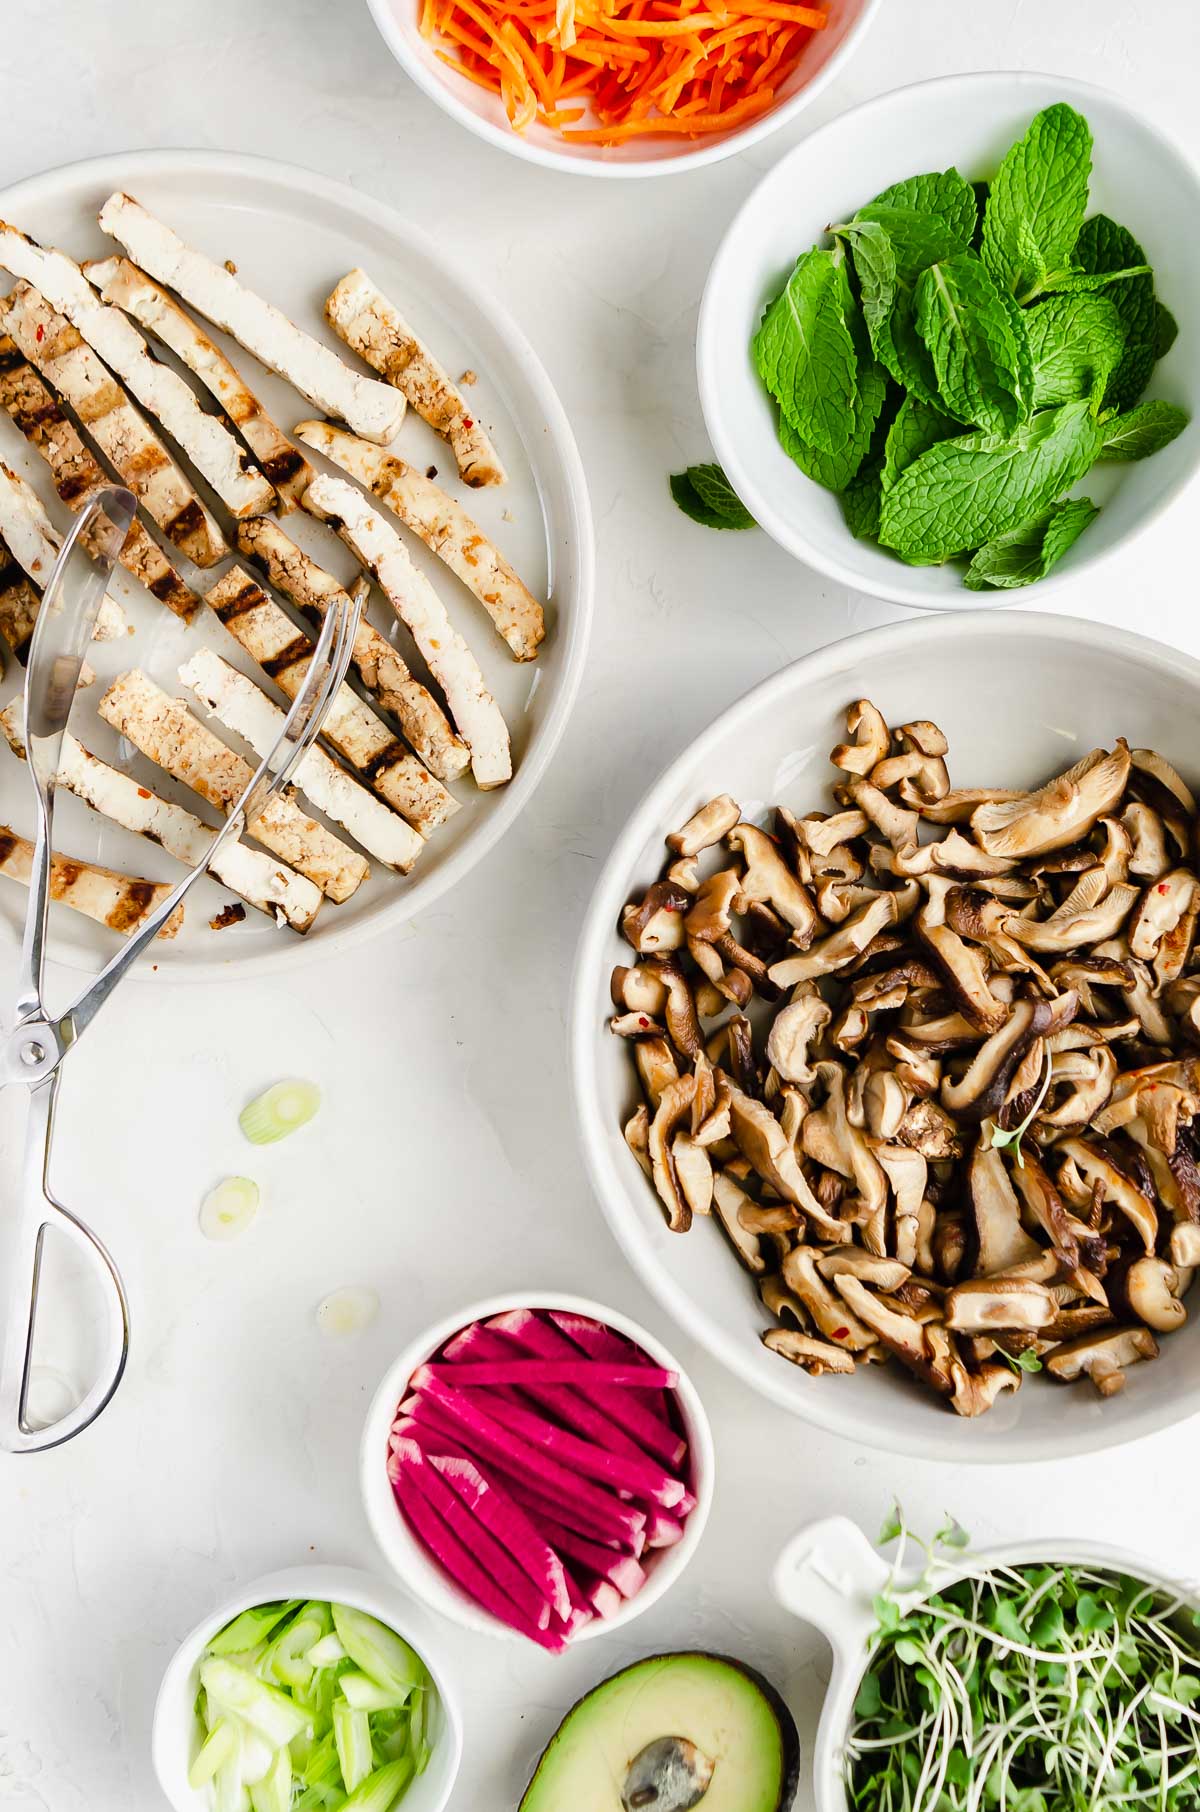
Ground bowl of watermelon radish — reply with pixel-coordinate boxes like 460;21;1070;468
360;1293;714;1650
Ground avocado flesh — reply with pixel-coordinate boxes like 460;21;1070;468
520;1653;791;1812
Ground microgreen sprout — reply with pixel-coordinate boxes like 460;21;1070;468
985;1055;1053;1169
996;1346;1044;1376
848;1516;1200;1812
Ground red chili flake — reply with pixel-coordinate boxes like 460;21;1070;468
462;416;474;430
1158;882;1170;893
35;324;44;343
137;787;151;799
638;1016;650;1028
831;1326;850;1340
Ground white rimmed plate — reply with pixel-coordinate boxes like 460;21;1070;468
571;609;1200;1464
0;150;593;978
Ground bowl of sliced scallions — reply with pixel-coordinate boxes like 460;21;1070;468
152;1565;462;1812
776;1514;1200;1812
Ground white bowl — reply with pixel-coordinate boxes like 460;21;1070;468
364;0;881;178
152;1563;463;1812
773;1515;1200;1812
359;1291;714;1642
570;608;1200;1464
699;71;1200;607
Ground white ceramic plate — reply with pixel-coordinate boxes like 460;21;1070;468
0;150;593;979
365;0;881;178
571;609;1200;1465
699;72;1200;607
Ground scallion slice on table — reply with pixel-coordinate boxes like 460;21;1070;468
848;1521;1200;1812
239;1079;321;1144
190;1599;435;1812
199;1177;260;1241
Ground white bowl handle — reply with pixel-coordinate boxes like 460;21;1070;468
772;1515;892;1667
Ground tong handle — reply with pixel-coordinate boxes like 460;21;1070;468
0;1074;129;1453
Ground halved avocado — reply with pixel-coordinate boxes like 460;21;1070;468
519;1652;799;1812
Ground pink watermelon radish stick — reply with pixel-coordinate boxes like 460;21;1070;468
473;1388;685;1509
580;1576;623;1620
414;1361;677;1390
443;1320;669;1471
390;1439;555;1630
644;1510;686;1548
534;1516;647;1596
487;1309;686;1471
405;1376;650;1540
427;1452;572;1622
547;1312;677;1418
389;1462;567;1651
492;1469;645;1552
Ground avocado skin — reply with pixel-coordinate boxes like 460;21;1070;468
518;1650;800;1812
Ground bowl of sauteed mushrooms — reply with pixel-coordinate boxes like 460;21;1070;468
571;610;1200;1461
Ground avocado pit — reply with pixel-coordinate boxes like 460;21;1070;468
623;1736;716;1810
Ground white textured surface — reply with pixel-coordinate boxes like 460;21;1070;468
1;2;1200;1809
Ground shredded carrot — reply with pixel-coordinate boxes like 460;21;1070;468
425;0;825;145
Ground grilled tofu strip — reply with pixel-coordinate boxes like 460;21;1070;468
295;422;542;660
306;473;512;789
235;517;469;782
0;283;227;566
0;705;321;933
204;565;457;835
0;222;276;520
98;670;368;902
324;269;505;487
0;335;197;620
0;459;127;640
97;193;406;445
181;648;423;874
0;532;37;666
85;257;313;512
0;823;182;937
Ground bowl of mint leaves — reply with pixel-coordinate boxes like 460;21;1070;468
696;73;1198;606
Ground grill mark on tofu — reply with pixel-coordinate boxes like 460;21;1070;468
324;269;506;487
202;565;459;837
295;420;542;660
85;255;312;512
0;460;127;641
0;283;227;566
236;517;469;784
97;193;407;445
97;669;368;903
0;336;199;620
0;822;183;937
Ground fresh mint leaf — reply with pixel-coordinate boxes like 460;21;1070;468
752;247;858;456
779;356;888;491
833;220;897;360
1099;400;1189;461
1155;301;1179;360
1075;213;1157;408
851;203;967;284
670;465;757;529
914;252;1031;434
878;399;1102;560
1035;263;1151;296
839;386;901;539
1025;294;1125;407
982;103;1093;300
882;395;957;492
869;168;978;245
964;496;1098;589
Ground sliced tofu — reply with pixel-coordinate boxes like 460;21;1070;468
306;473;512;789
235;517;469;782
295;421;543;659
0;822;182;937
0;532;38;665
0;460;127;640
0;283;227;566
325;268;505;486
97;193;406;445
98;669;368;903
85;257;313;512
180;648;423;875
0;222;275;520
204;565;458;836
0;334;198;620
0;704;320;933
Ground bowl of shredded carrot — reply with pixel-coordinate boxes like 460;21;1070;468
365;0;880;174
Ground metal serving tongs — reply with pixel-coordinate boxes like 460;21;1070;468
0;488;361;1453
